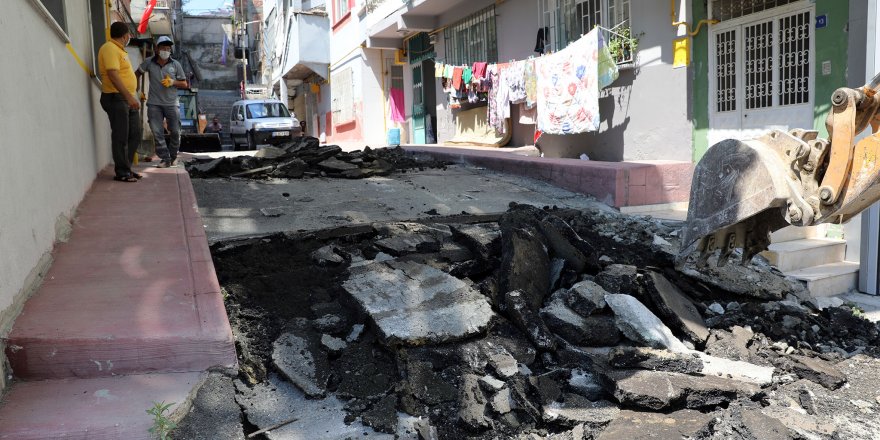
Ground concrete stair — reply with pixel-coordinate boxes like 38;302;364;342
761;225;858;298
0;166;236;437
197;89;241;146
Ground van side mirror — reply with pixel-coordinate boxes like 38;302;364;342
236;114;244;121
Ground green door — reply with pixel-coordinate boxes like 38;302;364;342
412;64;426;144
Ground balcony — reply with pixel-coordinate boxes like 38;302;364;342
364;0;468;49
130;0;175;36
273;11;330;82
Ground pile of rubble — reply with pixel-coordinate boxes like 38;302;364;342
196;203;880;439
184;136;448;180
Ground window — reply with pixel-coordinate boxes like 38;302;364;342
443;5;497;66
246;103;291;119
711;0;799;22
39;0;67;33
390;65;404;90
88;0;105;77
538;0;631;58
335;0;352;22
331;67;354;123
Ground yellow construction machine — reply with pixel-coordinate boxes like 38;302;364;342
681;74;880;267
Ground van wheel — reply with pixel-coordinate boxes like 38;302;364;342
247;132;257;150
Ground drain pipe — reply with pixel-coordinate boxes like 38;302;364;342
670;0;717;37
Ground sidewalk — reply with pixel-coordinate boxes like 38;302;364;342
0;164;236;439
402;144;694;208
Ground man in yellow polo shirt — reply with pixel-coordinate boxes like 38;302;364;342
98;22;142;182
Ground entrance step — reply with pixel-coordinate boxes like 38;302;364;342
0;372;203;440
770;224;828;243
787;262;860;298
761;238;846;272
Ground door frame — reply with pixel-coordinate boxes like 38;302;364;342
707;1;816;145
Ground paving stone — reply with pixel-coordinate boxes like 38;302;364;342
342;260;495;345
644;272;709;344
459;374;489;430
484;343;520;378
567;368;604;401
538;215;599;273
605;294;689;353
500;227;550;311
608;347;703;374
316;157;359;172
781;354;847;390
374;234;437;256
595;265;639;295
360;395;398;434
490;388;513;414
271;329;329;398
450;224;501;261
260;207;284;217
254;146;287;159
479;375;506;392
696;352;774;386
505;289;557;351
235;374;393;440
601;369;760;411
565;280;608;316
402;361;458;406
596;409;716;440
320;334;347;355
541;296;620;347
310;245;345;266
542;394;619;428
704;326;754;362
272;158;307;178
172;373;245;440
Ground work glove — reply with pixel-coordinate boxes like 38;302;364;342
161;75;173;88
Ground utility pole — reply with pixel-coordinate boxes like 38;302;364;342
238;0;248;98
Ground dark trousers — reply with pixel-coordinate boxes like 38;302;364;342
100;93;142;178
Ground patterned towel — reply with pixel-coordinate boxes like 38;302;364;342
536;29;602;134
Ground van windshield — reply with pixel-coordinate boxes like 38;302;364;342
246;103;290;119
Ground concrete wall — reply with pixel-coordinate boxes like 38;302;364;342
0;2;112;388
428;0;693;161
534;0;693;161
180;15;240;89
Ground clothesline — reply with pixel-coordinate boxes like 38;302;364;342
432;28;620;137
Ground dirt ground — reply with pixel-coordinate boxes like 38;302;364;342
173;161;880;440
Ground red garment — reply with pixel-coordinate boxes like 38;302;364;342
389;88;406;123
452;67;463;90
472;62;488;80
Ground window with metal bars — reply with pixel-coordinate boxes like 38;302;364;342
443;5;497;66
715;29;736;112
744;20;773;110
538;0;631;59
778;11;810;106
710;0;799;21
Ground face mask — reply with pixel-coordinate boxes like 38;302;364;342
159;50;171;60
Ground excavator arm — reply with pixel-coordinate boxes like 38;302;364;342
681;72;880;267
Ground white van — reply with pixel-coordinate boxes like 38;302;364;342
230;99;301;151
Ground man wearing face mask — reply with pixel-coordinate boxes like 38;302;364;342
98;22;142;182
137;36;188;168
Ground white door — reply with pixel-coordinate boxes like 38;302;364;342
708;5;815;147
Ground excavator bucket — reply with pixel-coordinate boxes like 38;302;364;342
679;131;811;266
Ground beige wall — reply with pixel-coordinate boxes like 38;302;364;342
0;3;112;387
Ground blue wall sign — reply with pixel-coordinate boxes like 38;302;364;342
816;14;827;29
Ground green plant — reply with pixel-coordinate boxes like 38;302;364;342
147;401;177;440
607;27;639;64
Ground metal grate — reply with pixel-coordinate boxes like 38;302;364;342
778;11;810;106
715;30;737;112
711;0;799;21
538;0;631;57
744;21;773;110
444;5;497;66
